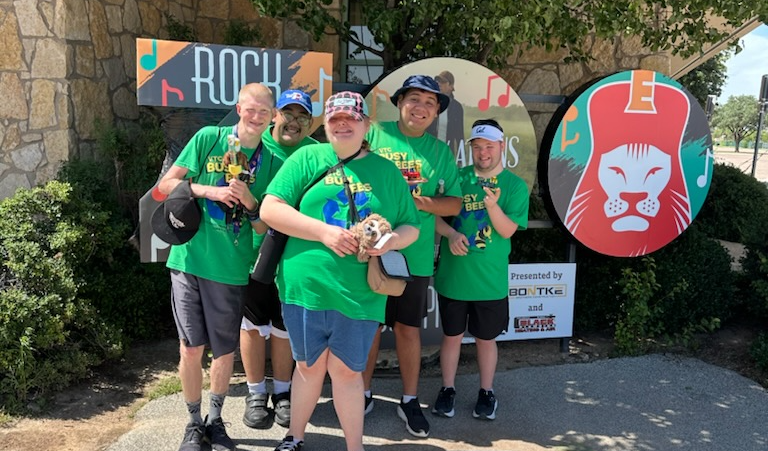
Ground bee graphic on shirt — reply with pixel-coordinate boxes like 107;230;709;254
474;222;493;249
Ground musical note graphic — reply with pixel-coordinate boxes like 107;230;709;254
139;39;158;71
697;148;713;187
370;85;390;120
311;67;333;117
477;75;511;111
561;106;580;152
151;233;171;262
161;78;184;106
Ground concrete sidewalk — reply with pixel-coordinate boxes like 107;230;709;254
107;354;768;451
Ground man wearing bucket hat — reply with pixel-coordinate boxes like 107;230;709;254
431;118;529;421
240;89;319;430
427;70;465;153
156;83;281;451
364;74;462;438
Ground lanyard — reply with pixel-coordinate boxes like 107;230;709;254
230;125;263;238
337;149;363;226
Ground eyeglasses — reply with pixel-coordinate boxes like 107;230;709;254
281;111;311;127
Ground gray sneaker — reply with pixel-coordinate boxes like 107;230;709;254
178;421;205;451
243;392;272;429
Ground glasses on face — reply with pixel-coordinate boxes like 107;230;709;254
281;111;311;127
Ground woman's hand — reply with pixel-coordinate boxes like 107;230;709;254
321;226;359;258
365;232;397;257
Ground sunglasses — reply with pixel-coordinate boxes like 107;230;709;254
281;111;311;127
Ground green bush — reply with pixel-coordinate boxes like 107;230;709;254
0;115;172;411
223;20;261;46
57;117;171;340
164;13;196;42
572;225;733;345
739;246;768;321
694;163;768;245
0;182;123;410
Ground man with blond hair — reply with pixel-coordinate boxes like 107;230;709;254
157;83;281;451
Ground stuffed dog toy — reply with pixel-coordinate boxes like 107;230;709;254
350;213;393;262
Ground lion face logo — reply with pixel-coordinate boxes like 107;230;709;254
556;70;703;257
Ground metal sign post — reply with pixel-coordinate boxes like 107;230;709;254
750;75;768;178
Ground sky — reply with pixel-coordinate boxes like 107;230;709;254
718;24;768;102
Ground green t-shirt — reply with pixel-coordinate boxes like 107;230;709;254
261;125;319;162
252;126;318;255
435;166;529;300
166;125;281;286
266;143;420;322
366;121;461;276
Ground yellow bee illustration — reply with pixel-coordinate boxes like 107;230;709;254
474;224;493;249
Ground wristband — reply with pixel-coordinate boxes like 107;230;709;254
245;202;260;221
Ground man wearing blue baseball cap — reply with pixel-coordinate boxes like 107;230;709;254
364;75;462;438
240;89;319;431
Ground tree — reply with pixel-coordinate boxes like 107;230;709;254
251;0;768;75
678;52;730;110
711;95;760;153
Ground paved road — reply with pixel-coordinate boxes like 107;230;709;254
713;148;768;182
107;354;767;451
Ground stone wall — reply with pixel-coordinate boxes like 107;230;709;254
503;36;671;150
0;0;334;200
0;0;669;200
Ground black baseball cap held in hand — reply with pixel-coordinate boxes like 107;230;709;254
151;180;201;245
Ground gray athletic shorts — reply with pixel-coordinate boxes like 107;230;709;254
170;270;244;359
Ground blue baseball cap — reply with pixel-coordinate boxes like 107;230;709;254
276;89;313;115
389;75;450;113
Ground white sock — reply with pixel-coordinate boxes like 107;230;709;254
364;390;372;398
247;378;267;395
402;394;417;403
273;379;291;395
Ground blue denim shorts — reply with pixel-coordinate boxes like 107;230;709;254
282;303;379;372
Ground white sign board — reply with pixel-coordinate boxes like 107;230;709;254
460;263;576;344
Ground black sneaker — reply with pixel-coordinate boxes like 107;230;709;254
205;416;236;451
396;398;430;437
243;392;272;429
274;435;304;451
364;393;374;416
472;389;498;420
272;391;291;428
178;421;205;451
431;387;456;418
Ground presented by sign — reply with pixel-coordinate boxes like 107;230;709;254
380;263;576;348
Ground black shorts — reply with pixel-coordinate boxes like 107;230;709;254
438;294;509;340
384;276;430;328
243;278;285;331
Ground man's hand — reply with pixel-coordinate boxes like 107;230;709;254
483;186;501;210
447;231;469;256
228;178;257;210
